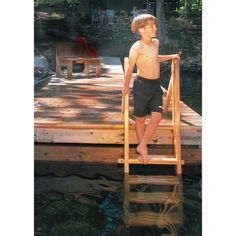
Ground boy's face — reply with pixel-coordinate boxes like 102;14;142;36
139;20;157;38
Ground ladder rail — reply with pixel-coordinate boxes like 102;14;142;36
124;93;129;173
121;56;182;174
171;59;182;174
123;57;130;173
123;174;183;229
163;71;173;114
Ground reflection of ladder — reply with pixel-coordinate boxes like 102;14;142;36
118;57;183;174
123;174;183;234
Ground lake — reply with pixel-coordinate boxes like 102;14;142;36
35;163;201;236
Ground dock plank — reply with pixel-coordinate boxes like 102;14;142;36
35;57;202;147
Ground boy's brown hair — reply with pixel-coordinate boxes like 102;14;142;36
131;14;157;34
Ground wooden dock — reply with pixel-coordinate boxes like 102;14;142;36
34;57;202;164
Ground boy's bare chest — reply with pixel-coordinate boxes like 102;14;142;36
139;45;158;60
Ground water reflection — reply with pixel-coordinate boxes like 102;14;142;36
35;175;122;206
35;174;123;235
35;165;201;236
123;174;183;236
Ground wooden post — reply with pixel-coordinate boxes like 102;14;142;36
124;93;129;173
95;63;100;77
177;175;183;229
123;174;129;227
163;71;173;114
172;58;182;174
124;57;129;173
171;59;175;122
56;47;61;77
67;61;73;78
84;63;90;76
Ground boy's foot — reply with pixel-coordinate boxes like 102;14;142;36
144;155;151;164
135;148;144;164
136;145;148;165
137;154;144;164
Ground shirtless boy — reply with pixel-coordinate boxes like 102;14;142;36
122;14;180;164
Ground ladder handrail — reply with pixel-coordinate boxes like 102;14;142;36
122;56;182;174
123;57;130;173
171;59;182;174
163;70;173;114
163;58;180;114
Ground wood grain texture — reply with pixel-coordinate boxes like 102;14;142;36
35;57;201;147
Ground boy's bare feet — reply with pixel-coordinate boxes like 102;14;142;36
137;154;144;164
144;155;151;164
136;147;144;163
137;144;149;164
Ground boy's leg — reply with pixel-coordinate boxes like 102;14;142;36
135;116;146;143
137;112;162;164
135;116;146;163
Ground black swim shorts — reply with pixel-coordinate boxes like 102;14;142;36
133;75;163;117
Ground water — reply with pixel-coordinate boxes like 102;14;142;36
161;70;202;115
35;163;201;236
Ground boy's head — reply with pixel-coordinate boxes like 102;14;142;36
131;14;157;35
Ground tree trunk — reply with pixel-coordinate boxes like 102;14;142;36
155;0;166;42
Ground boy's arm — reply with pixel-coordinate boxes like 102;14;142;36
158;54;180;62
122;44;139;96
153;39;180;62
153;39;179;62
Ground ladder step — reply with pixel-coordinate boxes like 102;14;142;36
127;175;181;185
128;211;182;226
128;192;180;204
118;155;184;165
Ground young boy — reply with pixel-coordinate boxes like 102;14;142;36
122;14;180;164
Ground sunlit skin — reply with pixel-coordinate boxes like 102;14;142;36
122;19;180;164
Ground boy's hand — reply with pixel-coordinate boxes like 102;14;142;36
122;87;130;96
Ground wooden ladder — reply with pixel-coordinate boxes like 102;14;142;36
118;57;183;174
123;174;183;232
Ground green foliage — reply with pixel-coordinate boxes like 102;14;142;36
178;0;202;15
163;14;201;59
67;0;79;7
35;0;64;6
34;0;80;7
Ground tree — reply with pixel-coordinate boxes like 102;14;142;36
155;0;166;42
178;0;202;15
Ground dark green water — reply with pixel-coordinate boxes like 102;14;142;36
161;70;202;115
35;164;201;236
